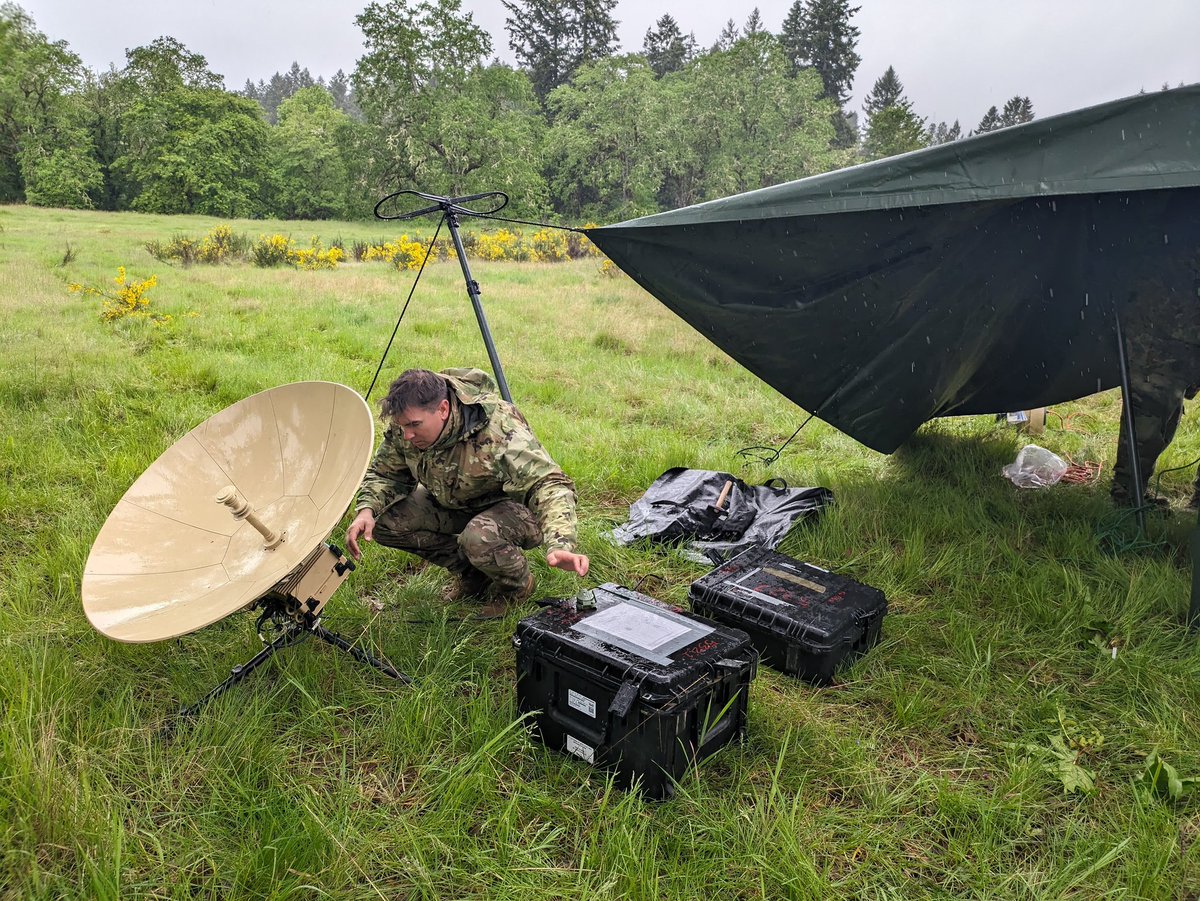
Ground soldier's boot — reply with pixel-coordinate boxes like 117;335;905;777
479;571;536;620
458;501;542;618
442;566;492;602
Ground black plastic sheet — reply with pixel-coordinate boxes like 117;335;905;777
611;468;832;563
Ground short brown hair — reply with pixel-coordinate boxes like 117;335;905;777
381;369;449;418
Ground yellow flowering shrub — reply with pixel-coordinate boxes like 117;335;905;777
147;224;249;265
196;224;242;263
475;228;521;261
362;235;445;269
252;234;293;267
353;226;610;266
288;237;344;271
69;267;169;324
528;228;569;262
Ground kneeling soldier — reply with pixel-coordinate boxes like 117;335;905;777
347;368;588;614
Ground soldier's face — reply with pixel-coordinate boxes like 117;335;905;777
395;400;450;449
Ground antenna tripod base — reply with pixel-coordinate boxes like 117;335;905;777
168;603;411;732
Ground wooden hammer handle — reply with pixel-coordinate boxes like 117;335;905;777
715;480;733;511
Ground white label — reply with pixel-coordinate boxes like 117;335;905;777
565;734;595;763
567;689;596;718
582;602;691;651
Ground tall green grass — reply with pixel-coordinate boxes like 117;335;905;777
2;204;1200;898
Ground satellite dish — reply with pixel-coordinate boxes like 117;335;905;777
83;381;374;642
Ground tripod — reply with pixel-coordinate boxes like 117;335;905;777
374;190;516;403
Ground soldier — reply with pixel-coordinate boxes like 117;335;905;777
346;368;588;614
1110;276;1200;508
1111;379;1200;508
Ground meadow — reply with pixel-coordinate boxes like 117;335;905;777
2;203;1200;899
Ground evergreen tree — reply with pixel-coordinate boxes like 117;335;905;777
714;19;739;51
862;65;904;119
861;66;925;160
327;69;361;119
999;95;1034;127
575;0;619;65
642;15;694;78
926;119;961;144
503;0;619;102
778;0;861;106
242;62;317;123
975;105;1001;133
744;8;765;36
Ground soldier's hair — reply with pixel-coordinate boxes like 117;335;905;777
381;369;450;418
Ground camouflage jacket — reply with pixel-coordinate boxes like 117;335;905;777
355;369;578;552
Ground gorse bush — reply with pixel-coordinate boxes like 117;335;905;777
196;224;249;263
68;266;168;324
251;234;293;267
361;234;445;270
288;236;344;270
250;234;344;269
144;222;607;271
145;234;198;266
146;224;251;266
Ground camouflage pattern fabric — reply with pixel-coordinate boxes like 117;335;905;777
356;368;578;554
1111;281;1200;503
372;486;542;593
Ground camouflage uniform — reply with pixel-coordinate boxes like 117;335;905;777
1110;276;1200;506
355;369;578;594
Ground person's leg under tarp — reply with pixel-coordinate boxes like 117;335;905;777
1111;370;1187;506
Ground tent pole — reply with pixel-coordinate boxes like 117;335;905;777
1113;308;1146;536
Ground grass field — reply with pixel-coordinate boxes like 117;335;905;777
3;203;1200;899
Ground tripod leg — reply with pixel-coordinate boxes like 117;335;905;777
312;624;413;684
173;630;296;724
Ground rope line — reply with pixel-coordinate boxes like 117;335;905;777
365;214;446;403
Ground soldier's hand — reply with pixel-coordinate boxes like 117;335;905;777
347;509;376;561
547;549;589;577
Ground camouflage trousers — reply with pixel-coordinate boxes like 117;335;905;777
372;486;542;593
1111;369;1198;502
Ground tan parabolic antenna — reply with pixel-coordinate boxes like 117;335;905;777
83;382;374;643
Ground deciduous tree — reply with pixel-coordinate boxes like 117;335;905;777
0;4;100;206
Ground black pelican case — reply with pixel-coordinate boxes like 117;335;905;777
513;583;757;799
688;545;886;684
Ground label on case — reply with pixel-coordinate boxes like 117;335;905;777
567;689;597;718
565;734;595;763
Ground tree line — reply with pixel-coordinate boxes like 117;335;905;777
0;0;1037;223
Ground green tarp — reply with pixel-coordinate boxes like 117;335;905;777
586;85;1200;453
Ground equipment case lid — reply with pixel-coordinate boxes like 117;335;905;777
689;545;886;652
514;584;753;707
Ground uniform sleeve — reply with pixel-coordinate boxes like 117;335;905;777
355;430;416;515
497;428;578;553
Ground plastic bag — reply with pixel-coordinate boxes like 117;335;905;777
1002;444;1068;489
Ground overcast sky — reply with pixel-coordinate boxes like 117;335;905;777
16;0;1200;128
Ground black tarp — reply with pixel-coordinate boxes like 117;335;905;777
586;86;1200;454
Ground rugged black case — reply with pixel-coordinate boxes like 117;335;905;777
514;583;757;799
688;546;886;684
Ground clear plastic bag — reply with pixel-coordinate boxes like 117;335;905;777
1002;444;1068;489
